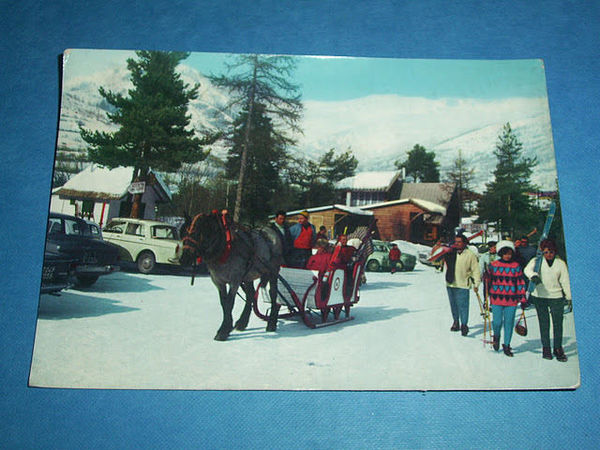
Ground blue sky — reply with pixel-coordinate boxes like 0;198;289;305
64;49;548;102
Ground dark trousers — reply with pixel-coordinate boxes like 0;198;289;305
532;295;565;349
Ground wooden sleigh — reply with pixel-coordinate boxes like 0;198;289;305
252;223;375;329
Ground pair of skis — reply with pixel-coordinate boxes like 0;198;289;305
526;201;557;298
475;281;492;347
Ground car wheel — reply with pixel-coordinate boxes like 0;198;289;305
75;274;99;287
366;259;380;272
137;251;156;274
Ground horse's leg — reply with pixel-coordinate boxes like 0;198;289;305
266;275;281;332
235;281;254;331
215;282;236;341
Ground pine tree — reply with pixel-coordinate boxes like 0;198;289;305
288;148;358;207
478;123;539;236
225;103;288;225
446;149;476;218
209;54;303;222
395;144;440;182
80;51;215;218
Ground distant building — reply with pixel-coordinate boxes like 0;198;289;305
360;183;458;243
336;171;403;206
50;165;173;226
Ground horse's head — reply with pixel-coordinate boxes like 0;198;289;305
180;212;225;267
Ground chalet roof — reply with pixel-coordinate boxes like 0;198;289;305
399;183;455;208
54;164;172;202
336;171;402;192
286;204;373;217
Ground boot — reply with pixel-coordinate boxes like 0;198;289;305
554;347;568;362
461;324;469;336
502;344;513;357
450;320;460;332
542;347;553;360
492;335;500;351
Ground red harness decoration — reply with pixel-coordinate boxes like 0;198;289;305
218;210;233;264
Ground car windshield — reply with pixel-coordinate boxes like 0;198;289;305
48;217;92;237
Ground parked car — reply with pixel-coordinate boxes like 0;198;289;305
46;213;120;287
40;250;76;295
366;240;417;272
102;218;183;274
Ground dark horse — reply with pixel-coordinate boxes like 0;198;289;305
180;211;283;341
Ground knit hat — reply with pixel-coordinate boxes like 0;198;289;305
496;240;515;254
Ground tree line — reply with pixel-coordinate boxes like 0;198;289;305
76;50;563;250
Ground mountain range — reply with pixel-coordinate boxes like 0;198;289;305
56;64;559;192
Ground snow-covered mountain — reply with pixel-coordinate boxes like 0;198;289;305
56;65;559;192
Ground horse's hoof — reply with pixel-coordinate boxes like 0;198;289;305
214;332;229;341
266;324;277;332
235;322;248;331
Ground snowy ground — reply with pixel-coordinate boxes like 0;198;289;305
29;261;580;391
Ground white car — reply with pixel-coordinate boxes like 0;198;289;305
102;218;183;273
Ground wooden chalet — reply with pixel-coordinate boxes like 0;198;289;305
285;205;374;239
50;164;173;226
361;183;459;244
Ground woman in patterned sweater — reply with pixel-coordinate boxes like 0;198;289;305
486;240;528;357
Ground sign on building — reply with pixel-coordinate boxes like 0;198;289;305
128;181;146;195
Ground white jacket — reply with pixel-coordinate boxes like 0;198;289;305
524;256;572;300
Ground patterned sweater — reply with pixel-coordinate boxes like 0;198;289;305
487;259;527;306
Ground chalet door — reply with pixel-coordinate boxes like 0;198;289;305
409;212;425;243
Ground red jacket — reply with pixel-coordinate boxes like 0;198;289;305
294;225;314;250
389;247;401;261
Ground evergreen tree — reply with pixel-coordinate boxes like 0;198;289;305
225;103;288;225
288;148;358;207
80;51;215;218
478;123;539;236
395;144;440;182
209;54;303;222
445;149;476;217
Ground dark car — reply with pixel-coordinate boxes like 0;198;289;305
45;213;120;287
40;250;76;295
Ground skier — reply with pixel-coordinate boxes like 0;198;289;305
388;243;402;274
486;240;528;356
443;234;481;336
479;240;498;275
524;238;572;362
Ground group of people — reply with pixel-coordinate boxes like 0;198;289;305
269;210;356;273
442;233;572;361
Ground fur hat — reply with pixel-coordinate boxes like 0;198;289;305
496;240;515;254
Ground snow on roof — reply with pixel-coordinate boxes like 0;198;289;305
55;164;172;201
336;171;401;191
360;198;446;215
286;204;373;216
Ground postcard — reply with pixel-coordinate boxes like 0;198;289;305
29;49;579;390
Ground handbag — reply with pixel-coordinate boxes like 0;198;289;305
515;310;527;336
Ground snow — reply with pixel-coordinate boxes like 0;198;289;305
56;164;173;200
286;204;374;216
59;165;133;198
336;171;400;190
29;262;579;390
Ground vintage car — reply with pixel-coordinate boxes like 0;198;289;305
102;218;183;274
46;213;120;287
40;250;76;295
365;240;417;272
